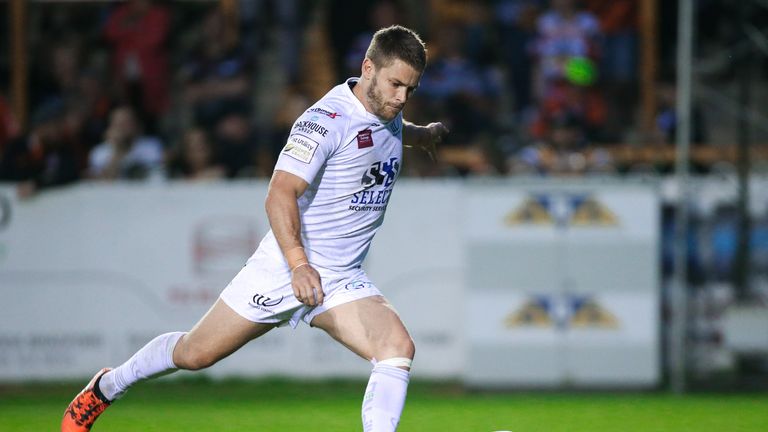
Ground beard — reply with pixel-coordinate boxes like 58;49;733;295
366;74;400;121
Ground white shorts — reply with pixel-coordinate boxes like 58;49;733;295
220;248;382;328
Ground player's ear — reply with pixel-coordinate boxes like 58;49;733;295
361;58;375;80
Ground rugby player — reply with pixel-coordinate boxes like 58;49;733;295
62;25;447;432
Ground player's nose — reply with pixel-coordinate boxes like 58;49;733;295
394;87;408;104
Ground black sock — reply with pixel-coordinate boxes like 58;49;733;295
92;374;111;403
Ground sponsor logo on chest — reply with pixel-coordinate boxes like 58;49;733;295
357;129;374;149
348;157;400;212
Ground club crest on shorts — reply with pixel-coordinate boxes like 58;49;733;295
249;293;284;313
357;129;374;149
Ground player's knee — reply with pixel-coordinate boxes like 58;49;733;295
175;343;220;371
381;334;415;361
182;350;219;371
375;337;415;371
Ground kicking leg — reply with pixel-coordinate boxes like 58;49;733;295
172;298;275;370
62;299;273;432
104;298;274;398
310;295;414;432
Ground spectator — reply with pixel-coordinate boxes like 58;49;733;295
436;0;496;67
240;0;302;83
167;127;224;181
0;99;81;198
103;0;171;131
417;26;500;143
30;33;113;155
328;1;375;81
343;1;402;78
529;75;607;142
72;70;114;153
531;0;602;100
212;111;267;178
268;83;312;150
653;81;707;145
0;94;20;153
179;5;253;129
88;105;164;180
510;112;613;175
583;0;637;85
31;37;84;109
495;0;544;113
583;0;638;140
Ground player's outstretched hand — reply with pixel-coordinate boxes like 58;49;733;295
291;264;324;306
421;122;450;161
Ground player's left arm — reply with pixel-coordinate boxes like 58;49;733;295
402;120;449;161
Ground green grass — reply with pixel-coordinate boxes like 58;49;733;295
1;377;767;431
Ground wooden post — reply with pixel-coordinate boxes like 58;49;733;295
9;0;28;130
220;0;239;46
639;0;658;139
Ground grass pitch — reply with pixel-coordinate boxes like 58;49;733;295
1;377;766;431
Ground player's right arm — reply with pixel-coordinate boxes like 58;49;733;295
265;170;324;306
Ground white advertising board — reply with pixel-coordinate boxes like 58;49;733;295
0;179;659;387
463;182;660;387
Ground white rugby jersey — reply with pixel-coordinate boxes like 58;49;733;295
257;78;404;273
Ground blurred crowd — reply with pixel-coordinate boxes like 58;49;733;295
0;0;748;196
2;0;765;383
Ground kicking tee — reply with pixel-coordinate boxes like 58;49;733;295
258;78;403;273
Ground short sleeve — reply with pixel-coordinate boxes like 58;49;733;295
274;110;343;185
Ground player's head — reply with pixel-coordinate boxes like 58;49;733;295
360;25;427;121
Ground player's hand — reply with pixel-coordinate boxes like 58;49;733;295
291;263;324;306
421;122;449;161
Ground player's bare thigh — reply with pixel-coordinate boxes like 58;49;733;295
310;295;415;368
173;298;275;370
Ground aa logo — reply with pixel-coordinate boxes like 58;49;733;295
504;197;553;225
570;197;618;226
504;194;618;227
361;157;400;189
504;295;619;330
504;298;553;327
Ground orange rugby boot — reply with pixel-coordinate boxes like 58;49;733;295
61;368;112;431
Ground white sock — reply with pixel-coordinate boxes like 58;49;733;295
99;332;185;401
362;363;410;432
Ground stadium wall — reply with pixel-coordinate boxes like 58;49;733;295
0;179;659;387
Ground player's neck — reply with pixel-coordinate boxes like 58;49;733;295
351;79;375;116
